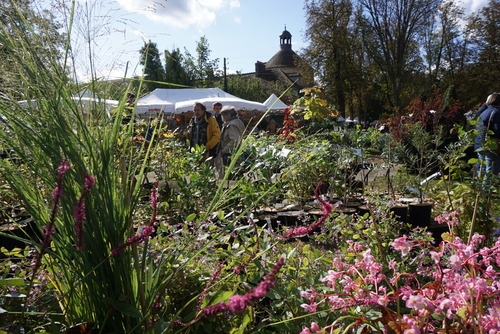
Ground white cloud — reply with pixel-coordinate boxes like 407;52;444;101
115;0;240;29
460;0;489;13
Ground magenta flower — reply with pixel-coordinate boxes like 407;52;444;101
282;182;335;239
33;159;71;274
73;173;95;251
203;258;285;317
110;182;158;256
198;263;224;311
110;225;155;257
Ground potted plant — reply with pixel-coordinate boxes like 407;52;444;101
395;123;445;227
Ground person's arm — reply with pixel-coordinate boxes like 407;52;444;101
222;125;241;154
490;110;500;138
205;117;220;151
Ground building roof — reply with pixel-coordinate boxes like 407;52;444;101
266;49;298;68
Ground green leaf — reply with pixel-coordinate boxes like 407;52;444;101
207;291;234;306
111;302;142;318
457;307;468;320
0;278;24;287
364;309;382;320
186;213;196;222
230;309;252;334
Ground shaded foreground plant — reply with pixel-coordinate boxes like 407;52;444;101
0;4;185;331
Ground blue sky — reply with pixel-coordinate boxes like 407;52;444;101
56;0;489;82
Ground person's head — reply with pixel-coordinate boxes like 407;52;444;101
220;106;237;122
486;93;499;106
193;102;207;118
126;92;136;104
489;93;500;107
212;102;222;114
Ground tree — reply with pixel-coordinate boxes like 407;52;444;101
359;0;441;110
139;40;165;92
184;36;221;87
304;0;354;116
421;0;465;86
222;74;270;103
164;48;191;87
0;0;65;99
451;0;500;107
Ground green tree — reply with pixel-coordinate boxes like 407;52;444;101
421;0;465;87
222;74;270;102
450;0;500;108
359;0;441;110
0;0;65;99
304;0;354;116
139;40;165;92
164;48;191;87
184;36;221;87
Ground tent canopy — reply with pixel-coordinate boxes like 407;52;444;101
263;93;288;110
175;96;267;113
136;88;267;114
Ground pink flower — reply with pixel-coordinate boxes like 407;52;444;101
448;254;462;271
301;303;317;312
391;235;411;257
111;183;158;256
33;159;71;274
73;173;95;251
282;182;335;239
310;322;321;331
406;294;425;310
377;295;389;306
203;258;285;317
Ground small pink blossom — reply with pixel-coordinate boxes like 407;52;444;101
391;235;411;257
448;254;462;271
310;322;321;331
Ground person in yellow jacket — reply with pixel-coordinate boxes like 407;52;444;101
186;102;221;160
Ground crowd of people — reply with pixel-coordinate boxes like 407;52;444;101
125;91;499;184
184;101;275;178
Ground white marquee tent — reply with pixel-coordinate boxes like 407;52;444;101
135;88;267;115
263;93;289;111
18;90;118;114
175;96;267;113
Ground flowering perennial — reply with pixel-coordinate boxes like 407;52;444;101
282;182;335;239
111;181;159;257
300;228;500;333
203;257;285;316
73;173;95;251
32;159;71;274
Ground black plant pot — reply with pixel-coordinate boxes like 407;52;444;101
408;202;433;228
390;205;408;223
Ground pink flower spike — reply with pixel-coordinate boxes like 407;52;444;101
73;173;95;251
203;258;285;317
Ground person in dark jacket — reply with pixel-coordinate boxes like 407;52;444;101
474;93;500;182
212;102;223;129
186;102;221;160
474;93;497;119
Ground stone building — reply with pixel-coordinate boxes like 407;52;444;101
243;27;314;99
